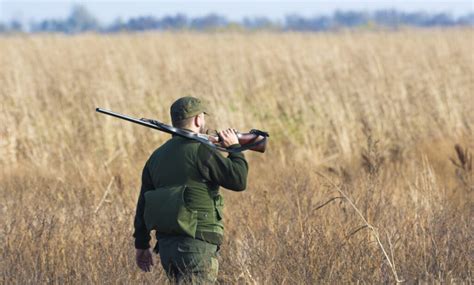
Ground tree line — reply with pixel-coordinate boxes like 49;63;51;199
1;5;473;33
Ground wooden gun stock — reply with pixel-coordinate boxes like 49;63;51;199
207;130;269;153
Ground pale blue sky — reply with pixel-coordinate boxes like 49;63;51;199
1;0;473;23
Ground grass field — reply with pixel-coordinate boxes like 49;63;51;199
0;30;472;284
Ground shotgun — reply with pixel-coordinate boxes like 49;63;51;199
96;108;269;153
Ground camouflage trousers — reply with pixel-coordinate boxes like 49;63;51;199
156;235;219;284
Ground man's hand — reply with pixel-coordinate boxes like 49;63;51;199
218;128;239;147
136;248;154;272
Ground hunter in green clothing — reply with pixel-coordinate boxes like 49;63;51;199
133;97;248;283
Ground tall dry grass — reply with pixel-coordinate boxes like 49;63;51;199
0;30;472;284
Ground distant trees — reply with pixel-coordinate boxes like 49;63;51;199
458;13;474;25
284;10;473;31
243;17;276;29
334;11;370;27
0;20;24;33
8;20;24;32
190;14;228;30
31;5;99;33
103;13;227;32
1;5;473;34
285;14;331;31
67;5;99;32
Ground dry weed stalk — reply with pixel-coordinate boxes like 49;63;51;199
317;171;405;283
94;176;115;214
450;144;473;191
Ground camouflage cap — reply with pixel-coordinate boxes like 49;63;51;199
170;96;209;122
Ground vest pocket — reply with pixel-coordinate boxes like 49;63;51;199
144;185;198;238
214;194;224;221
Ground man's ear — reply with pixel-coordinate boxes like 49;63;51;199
193;115;200;127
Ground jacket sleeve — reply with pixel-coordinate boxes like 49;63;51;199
197;143;249;191
133;161;154;249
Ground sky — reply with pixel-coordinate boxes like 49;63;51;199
1;0;473;24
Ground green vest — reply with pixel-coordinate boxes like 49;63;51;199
143;136;224;245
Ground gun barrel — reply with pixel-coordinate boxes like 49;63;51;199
95;108;177;136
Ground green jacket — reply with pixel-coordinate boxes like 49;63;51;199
133;135;248;249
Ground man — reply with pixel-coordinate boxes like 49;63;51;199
133;96;248;283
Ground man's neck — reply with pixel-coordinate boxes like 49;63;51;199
181;127;201;134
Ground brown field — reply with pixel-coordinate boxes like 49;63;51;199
0;30;473;284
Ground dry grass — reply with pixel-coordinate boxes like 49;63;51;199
0;29;473;284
